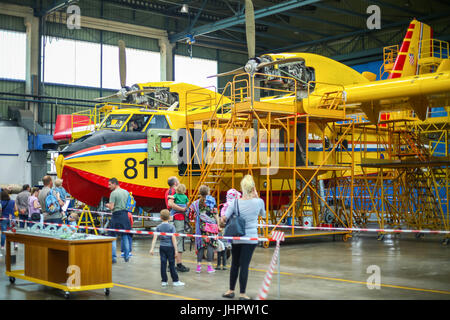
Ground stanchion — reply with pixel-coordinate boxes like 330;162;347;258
256;231;285;300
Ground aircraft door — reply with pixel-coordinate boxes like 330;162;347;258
177;128;202;176
147;129;178;166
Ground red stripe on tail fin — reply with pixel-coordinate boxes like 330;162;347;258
388;20;433;79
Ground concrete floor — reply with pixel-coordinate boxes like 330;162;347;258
0;233;449;300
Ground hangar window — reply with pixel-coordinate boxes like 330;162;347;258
43;38;160;89
44;37;100;87
102;45;160;89
175;55;217;89
0;29;26;80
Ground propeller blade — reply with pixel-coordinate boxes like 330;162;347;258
94;93;121;101
207;67;245;78
118;40;127;88
125;88;159;96
245;0;255;59
167;101;179;111
257;57;305;70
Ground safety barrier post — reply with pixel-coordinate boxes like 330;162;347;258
277;240;281;299
257;231;285;300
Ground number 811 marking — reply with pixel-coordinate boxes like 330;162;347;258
124;157;148;179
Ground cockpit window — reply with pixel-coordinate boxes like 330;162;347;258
145;115;170;130
100;114;130;130
124;114;152;132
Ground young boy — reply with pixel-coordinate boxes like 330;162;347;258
67;211;78;226
150;209;185;287
168;184;189;218
216;238;227;270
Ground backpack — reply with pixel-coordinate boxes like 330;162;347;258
126;192;136;213
45;189;60;214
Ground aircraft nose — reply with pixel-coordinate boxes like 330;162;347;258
56;154;65;178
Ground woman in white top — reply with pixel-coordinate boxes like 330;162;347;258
221;175;266;300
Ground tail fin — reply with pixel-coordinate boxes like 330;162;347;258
388;20;433;79
53;114;94;142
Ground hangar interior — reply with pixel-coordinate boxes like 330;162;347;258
0;0;449;301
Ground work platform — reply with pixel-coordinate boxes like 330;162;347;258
179;67;450;246
182;72;355;245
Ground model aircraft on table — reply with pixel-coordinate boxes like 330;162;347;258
54;0;450;212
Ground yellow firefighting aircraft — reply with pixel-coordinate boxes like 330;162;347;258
54;0;449;211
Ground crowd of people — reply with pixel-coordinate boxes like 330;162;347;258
0;173;266;299
0;177;75;257
148;174;266;299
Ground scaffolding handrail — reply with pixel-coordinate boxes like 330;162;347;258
380;45;399;79
419;38;450;60
229;72;298;111
185;85;218;112
306;81;346;113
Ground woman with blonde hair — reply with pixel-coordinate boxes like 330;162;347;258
221;175;266;300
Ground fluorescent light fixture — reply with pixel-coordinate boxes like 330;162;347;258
181;4;189;13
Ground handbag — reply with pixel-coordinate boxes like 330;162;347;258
224;199;246;237
203;222;219;234
199;212;219;234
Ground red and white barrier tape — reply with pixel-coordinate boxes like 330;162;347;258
67;208;160;221
66;208;450;236
258;223;450;235
256;241;281;300
1;217;271;242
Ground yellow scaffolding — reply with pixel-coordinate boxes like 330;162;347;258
350;113;450;241
183;73;354;245
182;66;450;245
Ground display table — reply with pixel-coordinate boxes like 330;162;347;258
4;230;115;298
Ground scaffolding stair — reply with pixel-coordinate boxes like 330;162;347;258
397;130;430;162
186;104;236;203
316;91;344;110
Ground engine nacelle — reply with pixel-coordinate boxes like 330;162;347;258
259;56;316;96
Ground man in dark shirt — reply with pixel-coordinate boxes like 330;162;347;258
165;176;189;272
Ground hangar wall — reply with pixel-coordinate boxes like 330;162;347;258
0;0;248;131
0;121;32;186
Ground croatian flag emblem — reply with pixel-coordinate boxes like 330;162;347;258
161;137;172;149
409;53;414;65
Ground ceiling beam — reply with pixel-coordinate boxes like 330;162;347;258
313;2;394;24
257;20;326;37
169;0;323;43
283;11;359;31
362;0;423;17
226;26;300;44
264;11;450;55
39;0;77;17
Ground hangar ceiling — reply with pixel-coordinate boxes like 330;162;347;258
95;0;450;65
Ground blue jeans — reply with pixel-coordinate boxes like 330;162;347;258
18;215;28;228
170;204;186;217
110;210;132;261
121;235;133;255
112;234;131;261
1;218;10;247
160;246;179;283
